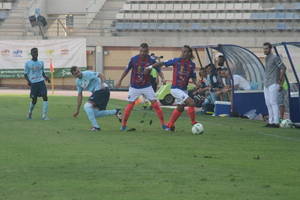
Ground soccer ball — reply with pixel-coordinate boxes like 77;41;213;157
280;119;293;128
192;123;204;135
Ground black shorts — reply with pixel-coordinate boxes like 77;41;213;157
30;81;47;98
89;87;110;110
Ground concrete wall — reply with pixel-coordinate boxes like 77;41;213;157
0;77;76;90
86;32;300;48
47;0;90;14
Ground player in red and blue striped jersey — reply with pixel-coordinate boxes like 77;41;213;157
116;43;169;131
153;45;200;131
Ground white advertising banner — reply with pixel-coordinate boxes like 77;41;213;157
0;38;86;69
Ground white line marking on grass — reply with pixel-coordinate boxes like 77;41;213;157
258;132;300;142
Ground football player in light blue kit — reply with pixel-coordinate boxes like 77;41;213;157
71;66;122;131
24;48;50;120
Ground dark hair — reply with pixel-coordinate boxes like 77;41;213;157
70;66;78;74
31;47;38;53
183;45;194;59
199;68;206;75
140;43;149;49
263;42;272;49
205;63;215;69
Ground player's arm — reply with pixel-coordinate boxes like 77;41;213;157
41;62;50;83
277;58;286;89
144;62;164;75
73;91;83;117
279;68;286;91
157;71;166;85
273;56;286;91
24;74;31;86
279;67;286;84
24;62;31;86
116;70;130;88
98;72;106;82
42;72;51;83
191;77;200;88
146;58;175;72
152;63;166;85
116;60;133;88
190;66;200;88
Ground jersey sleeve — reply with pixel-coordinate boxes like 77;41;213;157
76;80;83;93
24;62;29;74
149;57;161;73
125;58;134;73
41;61;45;72
164;58;176;67
85;71;99;80
91;71;99;79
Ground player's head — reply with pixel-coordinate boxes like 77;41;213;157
217;55;225;66
220;66;229;77
31;48;38;61
181;45;194;60
70;66;82;78
199;68;206;78
139;43;149;58
263;42;272;55
205;63;215;74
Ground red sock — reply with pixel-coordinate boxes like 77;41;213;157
122;102;135;127
167;109;182;128
151;101;165;125
187;106;197;125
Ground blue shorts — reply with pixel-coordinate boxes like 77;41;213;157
89;87;110;110
30;81;47;98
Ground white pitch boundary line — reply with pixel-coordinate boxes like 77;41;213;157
258;132;300;142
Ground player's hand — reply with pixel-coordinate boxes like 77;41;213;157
116;80;122;88
73;111;79;118
161;79;167;85
45;76;51;83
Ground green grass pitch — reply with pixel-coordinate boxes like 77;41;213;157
0;95;300;200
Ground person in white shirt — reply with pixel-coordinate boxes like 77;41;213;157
233;74;251;90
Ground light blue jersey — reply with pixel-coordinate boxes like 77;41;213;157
76;71;102;93
24;60;45;83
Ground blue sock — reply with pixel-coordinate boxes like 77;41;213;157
84;103;100;128
42;101;48;117
94;109;116;118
